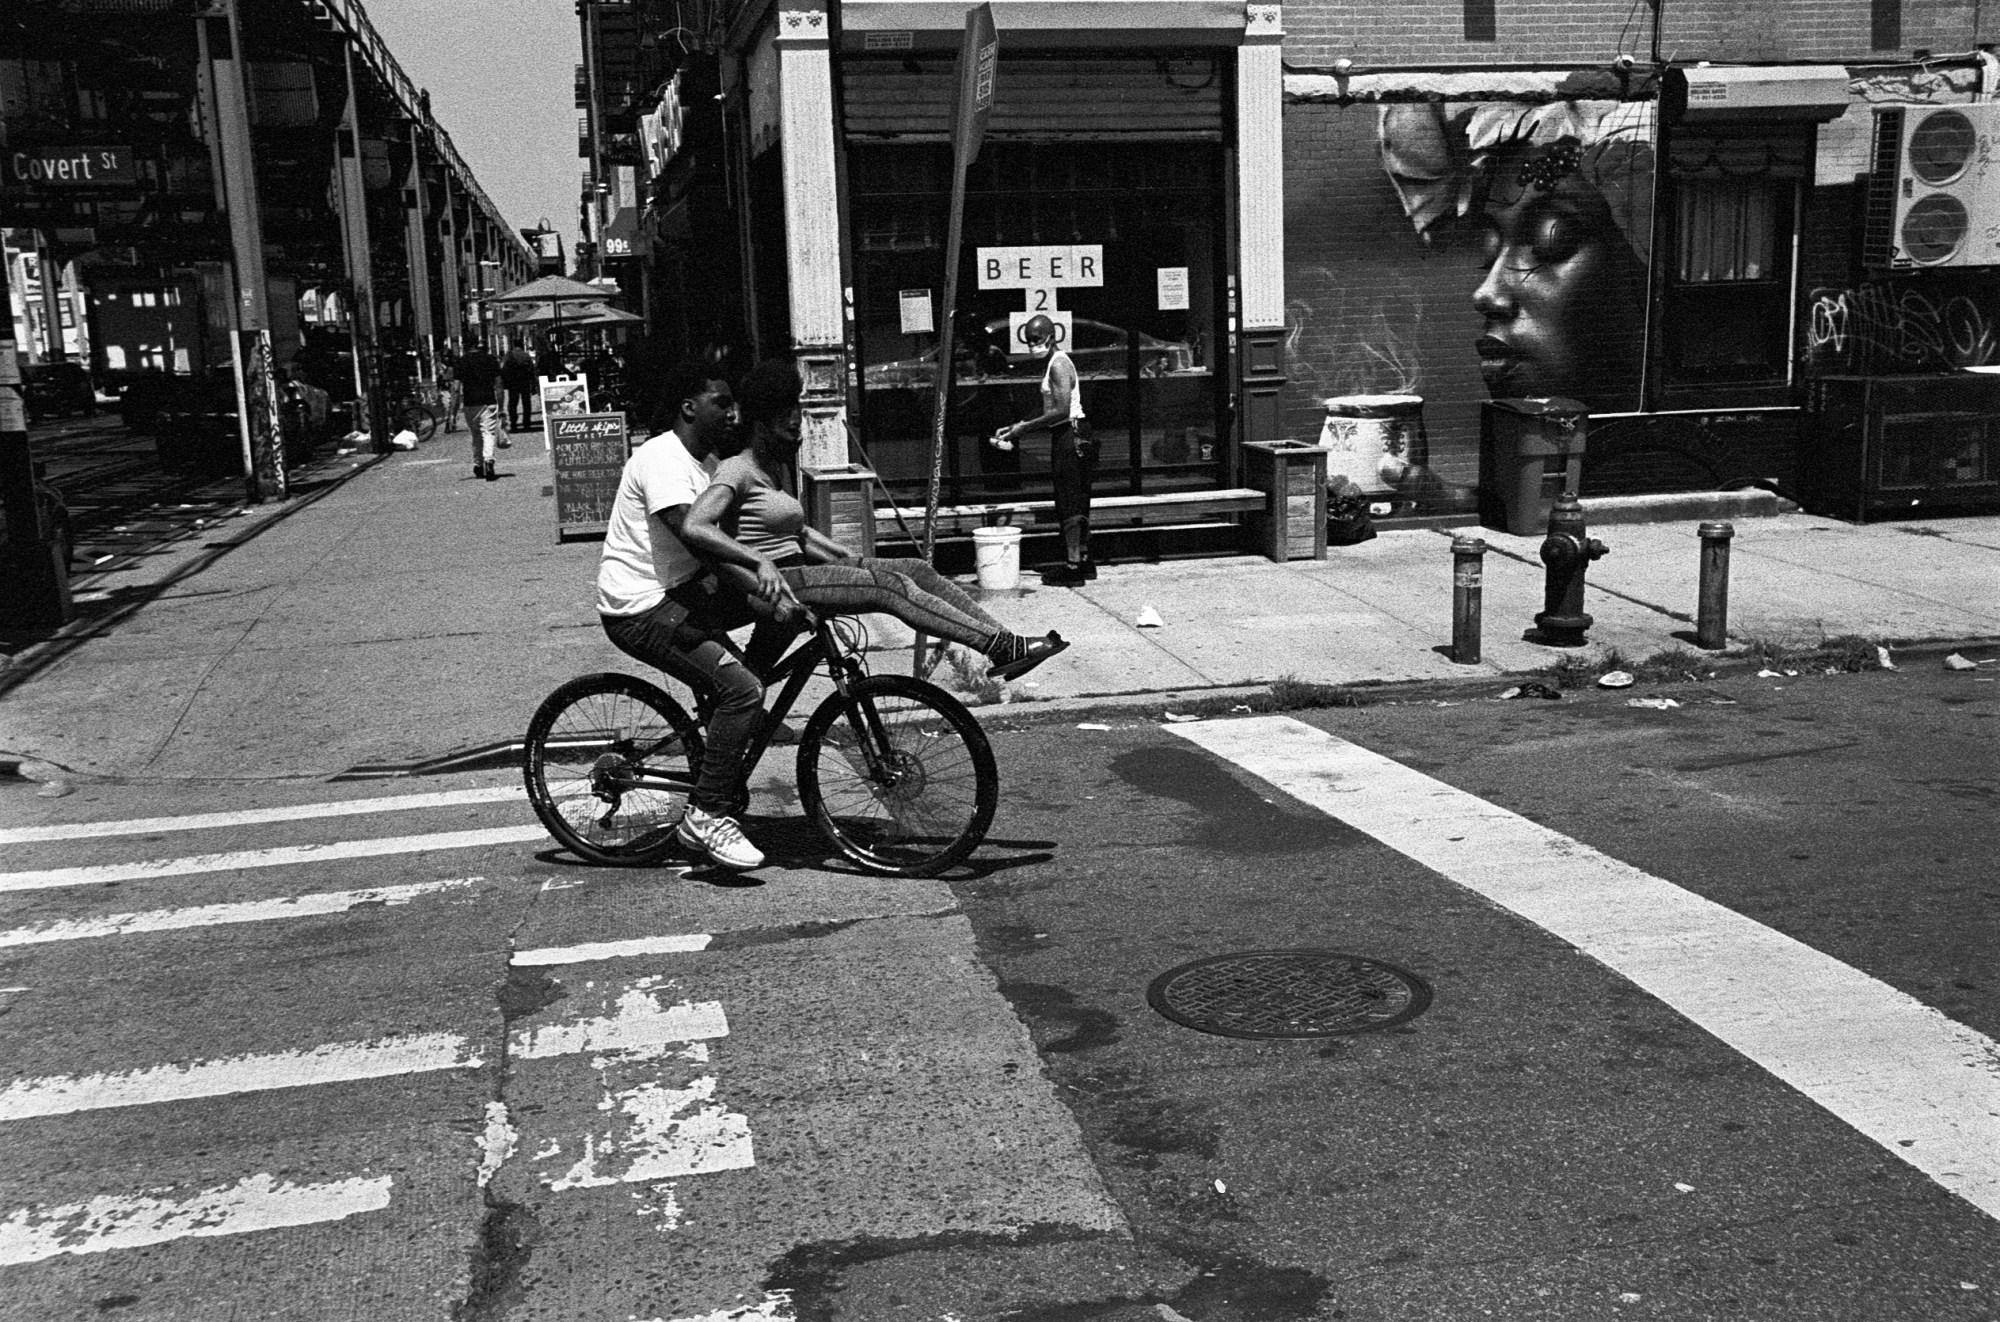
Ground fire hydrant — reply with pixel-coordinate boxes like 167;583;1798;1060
1535;492;1607;647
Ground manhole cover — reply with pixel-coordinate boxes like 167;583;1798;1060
1146;950;1432;1039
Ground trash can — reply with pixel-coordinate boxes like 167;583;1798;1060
1480;397;1588;535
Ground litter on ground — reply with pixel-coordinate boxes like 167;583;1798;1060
1627;697;1682;710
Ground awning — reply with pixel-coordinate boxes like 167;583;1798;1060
1665;65;1851;123
841;0;1248;50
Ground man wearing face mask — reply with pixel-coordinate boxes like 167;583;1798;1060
991;314;1095;585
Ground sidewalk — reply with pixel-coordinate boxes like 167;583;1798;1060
3;419;1997;782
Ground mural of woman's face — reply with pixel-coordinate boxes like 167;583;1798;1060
1472;140;1649;408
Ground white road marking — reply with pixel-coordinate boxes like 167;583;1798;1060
0;1173;393;1266
650;1295;796;1322
0;785;525;845
651;1293;797;1322
511;933;711;966
509;983;728;1061
0;825;548;893
1173;716;2000;1221
0;878;482;948
0;1034;483;1123
542;1075;754;1190
2;979;724;1123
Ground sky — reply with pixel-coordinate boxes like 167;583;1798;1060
362;0;579;245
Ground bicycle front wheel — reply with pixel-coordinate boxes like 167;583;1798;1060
524;672;703;866
798;675;997;876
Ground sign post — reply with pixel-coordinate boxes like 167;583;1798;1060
548;412;630;541
921;3;997;562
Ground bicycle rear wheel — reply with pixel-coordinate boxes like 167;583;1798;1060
397;402;440;444
797;674;997;876
524;672;703;866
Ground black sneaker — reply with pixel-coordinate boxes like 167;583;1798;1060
1041;563;1088;587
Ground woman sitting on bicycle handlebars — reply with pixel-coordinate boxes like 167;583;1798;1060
680;359;1072;685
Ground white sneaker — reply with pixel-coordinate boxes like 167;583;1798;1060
676;806;764;870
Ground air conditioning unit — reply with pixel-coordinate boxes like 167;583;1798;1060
1864;104;2000;270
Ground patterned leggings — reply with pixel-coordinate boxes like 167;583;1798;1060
779;557;1010;650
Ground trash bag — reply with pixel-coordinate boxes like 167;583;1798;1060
1327;474;1377;546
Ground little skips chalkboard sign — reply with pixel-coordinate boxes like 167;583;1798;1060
549;412;630;540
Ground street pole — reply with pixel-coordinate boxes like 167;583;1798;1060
337;41;387;450
193;12;257;500
34;234;67;362
200;0;285;500
920;4;997;566
0;252;73;629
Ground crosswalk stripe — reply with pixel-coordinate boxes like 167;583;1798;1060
511;933;710;966
1172;716;2000;1222
0;1173;393;1266
0;825;548;893
0;786;525;845
0;878;482;948
0;1034;481;1123
0;984;726;1122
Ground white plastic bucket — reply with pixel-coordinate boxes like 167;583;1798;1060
973;525;1022;591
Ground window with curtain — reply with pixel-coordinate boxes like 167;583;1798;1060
1675;178;1780;283
1659;126;1807;399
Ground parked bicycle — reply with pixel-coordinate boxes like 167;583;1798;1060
523;610;998;877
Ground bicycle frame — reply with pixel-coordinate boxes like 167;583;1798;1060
612;612;885;796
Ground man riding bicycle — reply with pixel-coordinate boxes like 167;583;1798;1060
596;357;797;871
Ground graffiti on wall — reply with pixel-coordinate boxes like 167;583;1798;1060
1804;281;2000;376
1378;100;1656;414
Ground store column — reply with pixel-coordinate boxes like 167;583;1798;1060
776;4;849;469
1237;4;1287;445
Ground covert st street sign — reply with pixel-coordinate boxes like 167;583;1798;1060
4;145;136;189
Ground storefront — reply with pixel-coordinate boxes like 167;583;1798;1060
712;0;1286;525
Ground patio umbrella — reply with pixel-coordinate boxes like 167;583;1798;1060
485;274;611;307
486;275;618;343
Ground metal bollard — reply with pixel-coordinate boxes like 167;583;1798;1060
1451;535;1487;664
1696;521;1733;650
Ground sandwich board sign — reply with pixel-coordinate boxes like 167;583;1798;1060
549;411;630;540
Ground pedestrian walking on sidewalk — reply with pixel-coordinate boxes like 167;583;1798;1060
456;337;503;481
685;358;1068;682
992;314;1095;585
502;344;537;434
596;358;767;871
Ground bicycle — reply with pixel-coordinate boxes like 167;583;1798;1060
392;379;444;445
522;611;999;877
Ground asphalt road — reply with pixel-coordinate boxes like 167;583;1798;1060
0;657;1995;1321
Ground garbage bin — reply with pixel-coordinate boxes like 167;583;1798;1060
1480;397;1588;535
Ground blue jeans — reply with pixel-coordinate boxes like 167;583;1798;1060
601;595;763;815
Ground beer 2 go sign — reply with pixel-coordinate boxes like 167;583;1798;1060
5;144;136;188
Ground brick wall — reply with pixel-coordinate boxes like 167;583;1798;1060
1284;1;1980;69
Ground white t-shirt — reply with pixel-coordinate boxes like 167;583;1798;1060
595;433;715;616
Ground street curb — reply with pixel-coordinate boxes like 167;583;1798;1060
964;632;2000;731
0;450;392;700
319;633;2000;781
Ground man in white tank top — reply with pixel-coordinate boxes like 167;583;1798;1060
991;314;1096;584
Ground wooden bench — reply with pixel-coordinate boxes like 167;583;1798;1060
873;488;1269;540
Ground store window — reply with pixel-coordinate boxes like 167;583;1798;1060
1658;126;1806;404
850;139;1227;504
